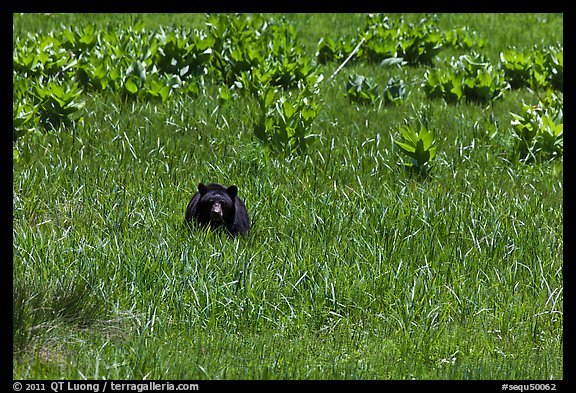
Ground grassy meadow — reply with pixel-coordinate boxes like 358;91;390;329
13;13;563;380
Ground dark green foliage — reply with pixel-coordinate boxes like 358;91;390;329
345;74;379;104
443;26;486;51
360;15;398;64
32;80;85;130
423;68;463;103
14;13;563;166
545;46;563;91
383;76;406;105
500;48;534;89
395;16;443;66
510;90;563;162
316;36;342;64
13;80;39;141
61;23;99;54
345;74;406;106
423;53;510;104
394;123;437;178
499;44;563;91
317;14;443;66
254;84;322;155
13;13;322;151
155;26;214;78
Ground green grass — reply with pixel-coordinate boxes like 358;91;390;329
13;13;562;380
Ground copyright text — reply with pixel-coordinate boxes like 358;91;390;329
12;382;199;393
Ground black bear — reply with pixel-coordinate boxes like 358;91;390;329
185;183;250;236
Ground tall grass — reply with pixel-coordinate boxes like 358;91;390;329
13;13;562;380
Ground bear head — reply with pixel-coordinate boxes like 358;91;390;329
197;183;237;227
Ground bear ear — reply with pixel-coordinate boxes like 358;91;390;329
198;183;208;195
226;185;238;198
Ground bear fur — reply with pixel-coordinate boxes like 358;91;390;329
185;183;250;236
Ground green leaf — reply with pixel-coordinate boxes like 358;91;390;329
394;140;416;154
301;106;318;122
400;125;419;145
414;139;426;155
158;85;170;102
125;76;139;94
476;71;493;87
13;148;21;164
282;99;295;119
419;127;435;150
264;88;276;108
219;85;231;100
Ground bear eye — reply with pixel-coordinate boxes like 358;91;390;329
205;194;222;204
210;194;223;202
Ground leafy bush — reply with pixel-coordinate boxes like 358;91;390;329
499;48;534;89
345;74;379;104
545;45;563;91
13;33;77;78
359;15;399;64
12;13;325;150
510;90;563;162
345;74;405;106
316;36;344;64
394;123;437;178
155;26;214;78
207;14;319;91
423;53;509;104
317;14;445;67
443;26;486;51
500;45;563;91
395;16;443;66
422;68;463;103
254;83;322;155
13;98;38;142
12;13;562;167
61;23;99;54
382;76;406;105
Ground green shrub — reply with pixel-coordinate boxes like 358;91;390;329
394;123;437;178
345;74;379;104
510;90;563;162
254;84;321;155
424;53;509;104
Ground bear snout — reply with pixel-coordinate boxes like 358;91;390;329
210;202;224;221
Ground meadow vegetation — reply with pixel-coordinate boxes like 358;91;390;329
13;13;562;380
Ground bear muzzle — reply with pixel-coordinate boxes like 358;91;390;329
210;202;225;222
